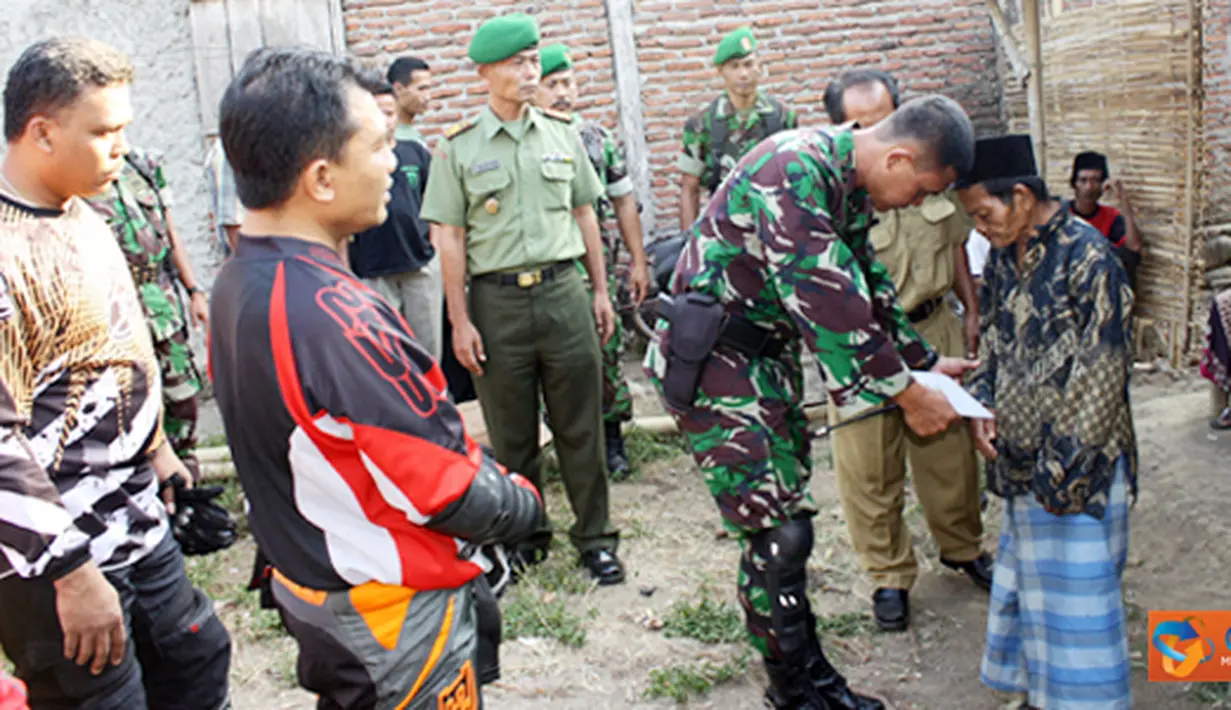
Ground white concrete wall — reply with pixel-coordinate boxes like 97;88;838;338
1;0;221;282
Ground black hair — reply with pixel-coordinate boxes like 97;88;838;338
4;36;134;142
387;56;431;86
220;47;362;210
354;65;393;96
873;94;975;179
1070;150;1110;187
981;176;1049;204
823;68;901;124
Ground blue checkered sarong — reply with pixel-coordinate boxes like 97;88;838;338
980;458;1132;710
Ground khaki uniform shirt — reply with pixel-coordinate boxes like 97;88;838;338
868;193;972;313
421;106;604;276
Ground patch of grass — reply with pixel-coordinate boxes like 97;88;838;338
815;611;878;638
501;553;594;648
644;651;751;703
621;515;652;540
502;587;590;648
663;594;745;645
626;429;689;469
199;433;229;449
227;585;286;642
1191;682;1231;708
184;548;230;597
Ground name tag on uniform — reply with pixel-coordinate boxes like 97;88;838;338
542;153;573;164
469;159;501;175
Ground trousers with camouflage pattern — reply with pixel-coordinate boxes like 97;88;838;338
671;346;818;660
577;245;632;425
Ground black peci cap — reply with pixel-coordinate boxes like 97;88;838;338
958;134;1037;188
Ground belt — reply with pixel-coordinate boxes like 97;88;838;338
656;294;789;359
473;260;573;288
907;296;944;324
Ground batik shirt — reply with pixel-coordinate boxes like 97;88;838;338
679;92;798;192
646;127;936;417
969;208;1137;518
0;193;167;581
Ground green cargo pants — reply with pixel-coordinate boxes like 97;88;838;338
469;266;618;554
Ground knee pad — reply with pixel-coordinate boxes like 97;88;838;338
748;516;815;660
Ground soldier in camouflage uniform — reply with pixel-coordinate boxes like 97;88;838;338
644;96;978;710
89;150;208;480
678;27;798;230
537;43;650;479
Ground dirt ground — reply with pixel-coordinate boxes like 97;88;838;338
192;364;1230;710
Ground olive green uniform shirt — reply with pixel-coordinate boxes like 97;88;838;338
868;192;972;313
421;106;604;276
395;123;426;146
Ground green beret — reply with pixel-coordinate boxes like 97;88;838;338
468;13;540;65
714;27;756;66
540;43;572;78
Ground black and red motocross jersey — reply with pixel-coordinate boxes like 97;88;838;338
208;236;539;592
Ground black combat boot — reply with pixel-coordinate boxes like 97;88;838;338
804;620;885;710
604;421;631;481
763;658;829;710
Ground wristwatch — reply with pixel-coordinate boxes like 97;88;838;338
187;285;206;297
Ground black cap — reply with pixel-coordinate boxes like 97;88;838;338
1071;151;1109;184
958;134;1037;188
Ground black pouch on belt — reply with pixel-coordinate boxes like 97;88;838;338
472;575;502;685
662;292;725;414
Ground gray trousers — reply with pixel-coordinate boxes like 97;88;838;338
365;256;443;362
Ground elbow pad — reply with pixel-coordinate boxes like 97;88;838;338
426;453;542;546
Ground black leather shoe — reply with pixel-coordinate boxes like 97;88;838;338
579;549;625;586
872;588;910;631
604;422;631;481
941;552;994;591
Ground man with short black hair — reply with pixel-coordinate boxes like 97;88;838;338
348;63;443;360
423;14;626;586
959;135;1136;710
646;94;980;710
677;26;797;229
822;70;990;632
1069;150;1142;291
210;47;543;708
0;36;231;709
388;56;432;147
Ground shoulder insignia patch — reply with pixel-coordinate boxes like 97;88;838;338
444;118;478;140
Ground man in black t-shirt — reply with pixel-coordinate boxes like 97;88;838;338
349;73;442;360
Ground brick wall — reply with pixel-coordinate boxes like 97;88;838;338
632;0;1003;229
344;0;1004;233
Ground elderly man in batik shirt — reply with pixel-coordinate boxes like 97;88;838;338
958;134;1137;710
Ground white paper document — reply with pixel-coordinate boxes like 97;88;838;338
910;371;994;420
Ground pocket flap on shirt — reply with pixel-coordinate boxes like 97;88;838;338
540;161;575;182
464;167;511;196
920;194;957;223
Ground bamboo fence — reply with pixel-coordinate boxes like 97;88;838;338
998;0;1206;363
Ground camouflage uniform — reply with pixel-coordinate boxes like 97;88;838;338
645;127;937;663
88;151;203;479
574;116;634;424
679;92;798;194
